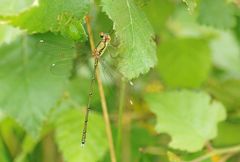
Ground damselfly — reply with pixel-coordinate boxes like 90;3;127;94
37;32;133;145
81;32;111;145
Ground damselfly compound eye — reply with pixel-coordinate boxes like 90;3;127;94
52;63;56;67
99;32;104;38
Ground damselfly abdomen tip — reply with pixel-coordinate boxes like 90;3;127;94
130;99;133;105
81;142;85;147
130;81;134;86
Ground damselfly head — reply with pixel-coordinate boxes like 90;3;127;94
99;32;104;38
99;32;111;42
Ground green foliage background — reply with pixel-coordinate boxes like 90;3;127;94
0;0;240;161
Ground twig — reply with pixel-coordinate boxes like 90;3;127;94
190;145;240;162
85;15;117;162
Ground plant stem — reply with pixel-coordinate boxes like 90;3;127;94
85;15;117;162
206;142;221;162
190;145;240;162
117;80;126;161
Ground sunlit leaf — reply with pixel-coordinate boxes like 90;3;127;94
101;0;157;79
0;33;75;136
146;90;226;152
55;108;108;162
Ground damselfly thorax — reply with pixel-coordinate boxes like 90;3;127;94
93;32;111;58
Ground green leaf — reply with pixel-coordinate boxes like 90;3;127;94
131;124;169;161
142;0;175;34
0;117;25;160
182;0;198;13
0;0;34;16
210;31;240;76
213;121;240;147
146;90;226;152
15;135;39;162
3;0;89;36
157;38;211;88
58;13;88;41
55;108;108;162
167;151;182;162
0;136;12;162
234;16;240;42
0;33;75;136
206;79;240;110
101;0;157;79
197;0;236;29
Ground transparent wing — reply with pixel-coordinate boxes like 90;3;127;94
99;57;120;85
99;57;135;107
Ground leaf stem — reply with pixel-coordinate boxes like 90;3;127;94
190;145;240;162
117;79;126;161
85;15;117;162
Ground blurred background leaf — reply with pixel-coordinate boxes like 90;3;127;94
54;108;108;162
157;38;211;88
197;0;236;29
146;90;226;152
